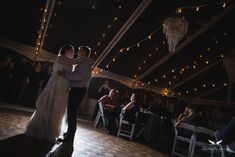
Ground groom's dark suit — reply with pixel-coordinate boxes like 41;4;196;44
65;57;93;142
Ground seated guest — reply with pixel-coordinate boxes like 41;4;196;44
175;105;198;128
92;80;111;121
122;93;138;124
216;116;235;153
98;89;120;134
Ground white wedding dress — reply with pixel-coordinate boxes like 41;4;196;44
25;58;72;142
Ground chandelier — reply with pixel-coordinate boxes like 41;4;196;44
163;16;188;52
223;55;235;83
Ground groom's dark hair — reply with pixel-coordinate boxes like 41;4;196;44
59;44;74;56
78;46;91;57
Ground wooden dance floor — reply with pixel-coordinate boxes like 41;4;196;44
0;108;168;157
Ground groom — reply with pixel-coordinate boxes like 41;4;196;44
58;45;93;143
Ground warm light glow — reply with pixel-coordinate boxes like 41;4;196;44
138;67;141;70
203;84;206;87
155;79;158;82
106;65;109;68
207;48;211;51
127;48;129;51
163;75;166;78
162;88;169;96
112;58;116;62
186;91;189;94
141;83;144;86
205;61;209;64
194;88;197;91
134;75;137;78
223;3;226;8
212;84;215;87
149;53;152;57
100;69;103;72
137;43;140;47
120;49;123;52
176;8;182;13
200;54;203;58
196;6;200;11
114;17;118;21
148;35;152;39
143;60;146;64
97;42;101;46
119;5;122;9
224;83;227;86
193;65;196;69
220;54;224;58
148;82;151;85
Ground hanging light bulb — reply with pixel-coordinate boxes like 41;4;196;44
155;79;158;82
194;88;197;91
126;48;130;51
205;61;209;64
196;6;200;11
224;82;227;86
100;69;103;72
203;84;206;87
220;54;224;58
176;8;182;13
186;91;189;94
149;53;152;57
106;65;109;68
143;60;146;64
112;58;116;62
148;82;151;85
138;67;141;70
223;3;226;8
137;43;140;47
212;84;215;87
148;35;152;39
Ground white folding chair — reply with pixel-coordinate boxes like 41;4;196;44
93;102;105;128
171;122;195;157
117;109;137;140
191;127;216;157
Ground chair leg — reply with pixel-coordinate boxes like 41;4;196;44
171;138;177;157
94;112;100;127
117;122;122;137
130;124;135;140
190;142;195;157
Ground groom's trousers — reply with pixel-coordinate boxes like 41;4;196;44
66;87;87;141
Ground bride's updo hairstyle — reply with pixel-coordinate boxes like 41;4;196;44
58;44;74;56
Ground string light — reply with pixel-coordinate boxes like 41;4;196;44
196;6;200;11
148;35;152;39
223;3;226;8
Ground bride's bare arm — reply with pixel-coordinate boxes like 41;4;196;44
57;56;82;65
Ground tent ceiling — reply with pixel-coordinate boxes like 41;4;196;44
0;0;234;102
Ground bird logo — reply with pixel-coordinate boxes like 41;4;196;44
208;140;222;146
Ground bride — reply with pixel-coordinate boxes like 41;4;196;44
25;44;82;142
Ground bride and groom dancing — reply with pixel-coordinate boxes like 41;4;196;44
24;45;93;144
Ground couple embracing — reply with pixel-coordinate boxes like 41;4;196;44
25;45;93;144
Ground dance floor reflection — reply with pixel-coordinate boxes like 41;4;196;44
0;108;168;157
